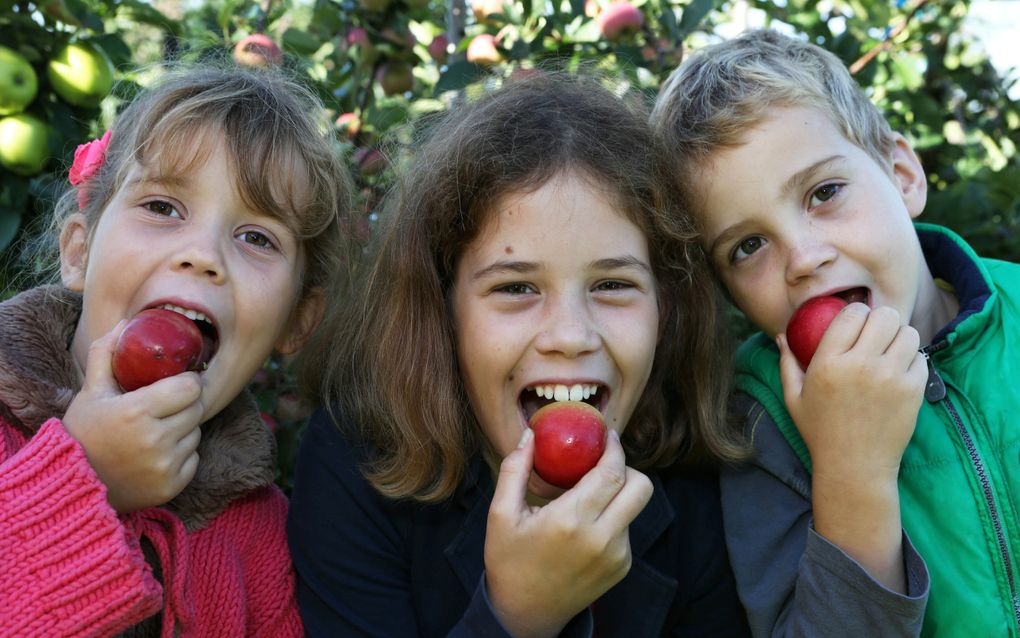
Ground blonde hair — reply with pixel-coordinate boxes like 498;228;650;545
37;62;355;297
304;71;742;503
652;28;896;208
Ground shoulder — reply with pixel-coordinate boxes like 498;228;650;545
288;406;424;539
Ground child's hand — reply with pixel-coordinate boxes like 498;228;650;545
63;321;205;513
777;302;927;591
777;302;927;477
483;428;652;638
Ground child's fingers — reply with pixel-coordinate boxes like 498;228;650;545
597;466;652;526
850;306;903;355
566;430;631;522
129;372;203;418
813;302;869;359
882;323;921;365
80;320;127;391
777;333;806;402
490;429;535;517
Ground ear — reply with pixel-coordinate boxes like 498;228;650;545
59;213;90;291
890;133;928;219
276;286;326;355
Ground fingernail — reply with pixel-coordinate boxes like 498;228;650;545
517;428;533;448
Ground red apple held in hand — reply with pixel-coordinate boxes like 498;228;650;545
786;295;848;370
112;309;205;392
529;401;607;489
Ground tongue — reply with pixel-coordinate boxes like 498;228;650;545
841;287;868;305
197;333;216;370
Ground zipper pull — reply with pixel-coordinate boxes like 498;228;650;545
924;352;947;402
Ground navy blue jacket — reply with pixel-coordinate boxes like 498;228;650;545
287;409;750;637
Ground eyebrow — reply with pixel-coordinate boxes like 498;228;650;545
781;154;845;197
707;154;847;261
126;173;191;190
470;255;651;281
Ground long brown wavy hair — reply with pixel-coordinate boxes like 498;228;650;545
303;70;743;502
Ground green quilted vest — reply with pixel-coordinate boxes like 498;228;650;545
735;224;1020;637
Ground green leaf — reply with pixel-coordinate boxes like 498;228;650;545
433;61;487;94
0;209;21;255
677;0;715;35
283;28;323;55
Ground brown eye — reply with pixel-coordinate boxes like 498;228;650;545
809;183;842;207
731;236;765;262
238;230;276;250
145;200;181;218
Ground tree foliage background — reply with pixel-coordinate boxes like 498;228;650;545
2;0;1019;489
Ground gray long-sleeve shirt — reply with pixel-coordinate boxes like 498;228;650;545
720;393;930;637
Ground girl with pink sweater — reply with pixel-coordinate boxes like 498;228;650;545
0;63;354;637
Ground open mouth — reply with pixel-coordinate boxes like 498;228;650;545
833;287;870;306
156;303;219;369
520;383;605;422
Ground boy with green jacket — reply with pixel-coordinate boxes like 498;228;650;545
652;28;1020;636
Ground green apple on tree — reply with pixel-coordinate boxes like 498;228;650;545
0;46;38;116
0;113;50;176
47;41;115;108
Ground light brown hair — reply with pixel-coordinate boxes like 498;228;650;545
651;28;896;216
36;63;355;298
305;71;742;502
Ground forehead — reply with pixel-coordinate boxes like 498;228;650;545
694;107;855;226
141;123;309;229
466;172;649;263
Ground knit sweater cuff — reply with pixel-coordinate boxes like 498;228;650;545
0;418;162;637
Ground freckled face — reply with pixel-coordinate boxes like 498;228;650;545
695;106;944;341
451;171;659;499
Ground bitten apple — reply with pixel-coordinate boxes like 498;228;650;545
786;295;848;370
112;309;204;392
529;401;607;489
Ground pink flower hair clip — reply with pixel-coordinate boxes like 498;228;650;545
69;130;111;209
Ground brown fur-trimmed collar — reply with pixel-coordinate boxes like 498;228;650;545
0;285;277;531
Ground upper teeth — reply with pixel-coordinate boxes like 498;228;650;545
159;303;211;324
528;383;599;402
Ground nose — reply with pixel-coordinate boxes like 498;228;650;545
533;292;601;358
172;233;226;284
784;227;838;285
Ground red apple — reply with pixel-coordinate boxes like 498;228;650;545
529;401;607;489
597;1;644;40
466;34;502;66
786;296;848;370
376;61;414;95
353;146;387;176
233;34;283;67
428;34;450;64
112;309;205;392
260;411;278;433
336;112;361;138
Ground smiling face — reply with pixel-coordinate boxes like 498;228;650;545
695;105;951;344
451;170;659;499
61;131;319;422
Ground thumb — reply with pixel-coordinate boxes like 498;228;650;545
776;333;805;405
81;320;127;393
490;429;535;516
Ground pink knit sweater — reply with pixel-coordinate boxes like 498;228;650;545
0;417;304;637
0;287;303;637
